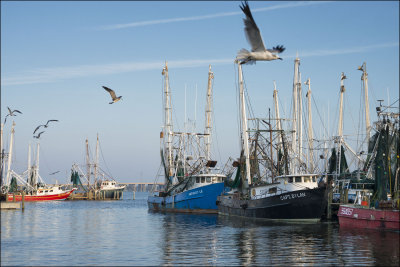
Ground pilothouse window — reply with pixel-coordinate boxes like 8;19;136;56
196;177;200;183
295;177;302;183
206;177;211;183
201;177;205;183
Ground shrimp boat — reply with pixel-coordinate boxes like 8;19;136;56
217;58;327;221
1;123;75;201
338;97;399;230
148;63;227;213
7;185;75;202
70;135;125;200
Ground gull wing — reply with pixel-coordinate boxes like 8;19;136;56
103;86;117;100
46;119;59;126
240;1;266;52
13;109;22;114
33;125;43;134
267;45;286;54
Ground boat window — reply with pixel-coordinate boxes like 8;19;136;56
288;177;293;183
220;177;223;182
45;190;48;193
295;177;302;183
206;177;211;183
312;177;316;182
196;177;200;183
304;177;311;183
268;187;277;194
201;177;205;183
50;190;53;192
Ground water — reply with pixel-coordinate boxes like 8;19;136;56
1;192;399;266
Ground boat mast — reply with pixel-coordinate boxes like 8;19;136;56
86;138;90;189
273;81;283;150
358;62;371;141
205;65;214;162
5;122;15;191
238;62;251;186
34;142;40;190
27;142;31;188
305;78;314;172
292;56;300;174
336;72;347;179
298;72;303;167
94;134;99;187
162;62;173;180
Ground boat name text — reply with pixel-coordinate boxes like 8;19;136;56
340;207;354;216
280;192;306;200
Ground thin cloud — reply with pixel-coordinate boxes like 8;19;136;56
99;1;329;30
2;42;398;86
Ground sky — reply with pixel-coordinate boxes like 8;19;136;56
1;1;399;184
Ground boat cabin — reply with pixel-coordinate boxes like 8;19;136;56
250;174;320;200
191;173;226;189
37;186;65;196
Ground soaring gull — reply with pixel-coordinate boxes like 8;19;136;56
236;1;285;64
33;119;59;134
4;107;22;124
103;86;122;104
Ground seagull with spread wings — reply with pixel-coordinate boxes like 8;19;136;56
4;107;22;124
33;119;59;134
236;1;285;64
103;86;122;104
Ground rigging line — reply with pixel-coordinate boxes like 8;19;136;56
311;95;329;139
98;138;114;179
210;78;223;164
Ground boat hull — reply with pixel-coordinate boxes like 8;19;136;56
217;186;327;221
148;182;225;213
338;204;400;230
7;188;76;202
101;188;124;199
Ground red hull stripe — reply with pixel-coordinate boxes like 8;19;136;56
7;189;75;202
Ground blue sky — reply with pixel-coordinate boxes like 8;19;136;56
1;1;399;184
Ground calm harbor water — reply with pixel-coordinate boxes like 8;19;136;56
1;192;399;266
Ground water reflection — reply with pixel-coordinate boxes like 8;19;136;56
339;228;399;266
2;193;399;266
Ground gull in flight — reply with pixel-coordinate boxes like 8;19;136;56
33;119;59;134
103;86;122;104
33;131;45;139
236;1;285;64
4;107;22;124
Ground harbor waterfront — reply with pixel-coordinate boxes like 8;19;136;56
1;192;399;266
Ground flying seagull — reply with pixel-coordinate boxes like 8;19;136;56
33;131;44;139
236;1;285;64
103;86;122;104
49;171;60;175
33;119;59;134
4;107;22;124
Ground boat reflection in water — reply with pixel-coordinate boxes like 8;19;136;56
156;212;399;266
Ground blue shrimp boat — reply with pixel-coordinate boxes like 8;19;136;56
148;63;227;213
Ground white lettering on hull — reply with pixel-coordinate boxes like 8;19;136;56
280;192;306;200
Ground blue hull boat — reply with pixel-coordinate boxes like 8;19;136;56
148;182;225;213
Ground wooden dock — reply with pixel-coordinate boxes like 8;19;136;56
1;202;21;210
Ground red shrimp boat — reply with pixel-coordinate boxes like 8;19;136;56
338;204;399;230
7;186;76;201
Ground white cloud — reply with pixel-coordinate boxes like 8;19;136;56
98;1;329;30
2;42;398;86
